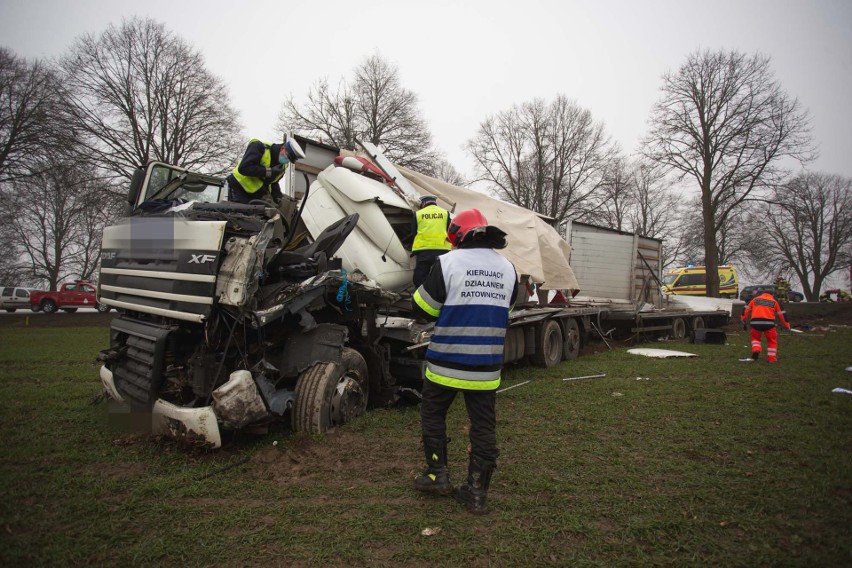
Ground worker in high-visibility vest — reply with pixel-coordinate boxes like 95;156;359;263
412;208;518;515
226;138;305;204
410;196;452;288
741;288;791;363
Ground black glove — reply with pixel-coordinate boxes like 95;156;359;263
268;165;284;179
742;321;748;331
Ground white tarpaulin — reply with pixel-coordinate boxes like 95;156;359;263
398;166;579;291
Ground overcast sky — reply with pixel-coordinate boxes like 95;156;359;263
2;0;850;180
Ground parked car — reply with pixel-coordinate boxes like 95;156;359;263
29;281;110;313
739;285;804;304
0;286;39;312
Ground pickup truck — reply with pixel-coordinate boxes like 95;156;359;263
30;281;110;313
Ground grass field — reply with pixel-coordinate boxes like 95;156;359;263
1;324;850;567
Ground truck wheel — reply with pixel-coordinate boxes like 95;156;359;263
5;308;15;313
671;318;686;339
96;303;110;313
293;348;369;434
502;327;525;364
62;308;78;313
532;320;563;368
691;316;705;332
562;318;581;360
41;300;57;314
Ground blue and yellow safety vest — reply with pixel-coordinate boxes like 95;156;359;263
413;248;517;390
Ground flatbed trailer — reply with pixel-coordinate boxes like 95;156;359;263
502;305;607;367
603;305;730;340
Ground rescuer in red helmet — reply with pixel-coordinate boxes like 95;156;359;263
411;208;518;514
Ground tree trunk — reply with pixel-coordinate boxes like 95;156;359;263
701;183;720;297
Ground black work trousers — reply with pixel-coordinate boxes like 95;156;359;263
420;378;499;463
413;250;448;289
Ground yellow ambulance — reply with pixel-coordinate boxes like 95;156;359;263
661;265;739;298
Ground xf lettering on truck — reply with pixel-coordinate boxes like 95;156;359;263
189;254;216;264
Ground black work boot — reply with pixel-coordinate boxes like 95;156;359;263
454;455;496;515
414;436;452;494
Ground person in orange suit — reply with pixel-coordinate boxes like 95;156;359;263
741;288;791;362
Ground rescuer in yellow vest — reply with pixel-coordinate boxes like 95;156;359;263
226;138;305;204
411;196;452;288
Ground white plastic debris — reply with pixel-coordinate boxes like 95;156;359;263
832;388;852;395
627;348;697;358
738;358;754;362
611;392;624;397
421;527;442;536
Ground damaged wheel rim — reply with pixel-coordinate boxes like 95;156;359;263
330;373;367;426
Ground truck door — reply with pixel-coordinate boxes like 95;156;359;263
79;283;96;307
62;283;80;305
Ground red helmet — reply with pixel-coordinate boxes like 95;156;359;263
448;208;488;248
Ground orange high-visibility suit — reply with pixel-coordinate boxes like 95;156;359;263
741;292;791;362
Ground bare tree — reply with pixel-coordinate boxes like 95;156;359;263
466;95;616;228
2;158;115;289
643;49;813;296
431;159;466;186
0;48;65;184
281;54;439;172
627;162;687;268
60;17;242;184
749;173;852;300
671;197;753;269
594;157;636;231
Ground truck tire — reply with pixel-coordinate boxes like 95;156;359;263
671;318;686;339
5;308;15;313
62;308;78;313
691;316;705;332
532;320;563;368
561;318;581;360
292;348;369;434
502;327;524;363
41;300;57;314
96;303;110;313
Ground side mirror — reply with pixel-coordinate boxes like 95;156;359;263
127;167;145;209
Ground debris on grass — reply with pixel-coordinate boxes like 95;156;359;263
831;388;852;395
562;372;606;382
497;380;531;394
421;527;442;536
627;348;697;358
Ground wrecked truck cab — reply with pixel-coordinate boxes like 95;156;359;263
96;160;416;448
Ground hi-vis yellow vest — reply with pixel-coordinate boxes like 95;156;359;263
231;139;285;194
413;205;452;251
